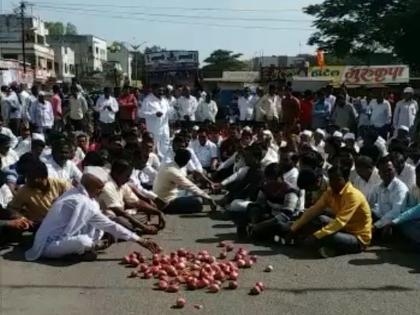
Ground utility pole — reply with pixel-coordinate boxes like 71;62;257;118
19;1;27;73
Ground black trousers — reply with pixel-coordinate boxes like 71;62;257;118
164;196;203;214
293;215;363;255
8;118;21;136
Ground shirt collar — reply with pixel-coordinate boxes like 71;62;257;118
337;182;352;196
381;177;399;190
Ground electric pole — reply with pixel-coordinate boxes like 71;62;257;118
19;1;27;73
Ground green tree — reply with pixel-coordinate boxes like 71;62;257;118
65;23;78;35
304;0;420;69
45;22;65;35
202;49;248;77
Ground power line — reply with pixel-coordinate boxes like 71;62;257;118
34;6;312;31
35;0;302;13
35;3;311;23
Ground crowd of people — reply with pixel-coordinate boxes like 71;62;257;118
0;78;419;261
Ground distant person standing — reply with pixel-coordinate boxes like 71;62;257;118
258;85;281;126
393;87;418;134
176;86;198;123
6;85;23;135
118;86;138;131
29;91;54;135
300;90;314;130
95;87;119;136
237;87;255;122
51;85;63;131
196;92;218;123
369;91;392;139
312;90;332;130
69;85;88;131
282;88;301;133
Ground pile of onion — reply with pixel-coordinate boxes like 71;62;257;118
120;242;260;295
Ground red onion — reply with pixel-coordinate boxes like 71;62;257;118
208;283;220;293
175;297;186;308
228;281;238;289
256;282;264;291
158;280;168;290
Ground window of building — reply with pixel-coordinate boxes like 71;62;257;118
64;64;68;74
2;54;18;60
69;64;75;74
95;47;99;54
47;60;53;70
36;35;45;45
54;62;59;72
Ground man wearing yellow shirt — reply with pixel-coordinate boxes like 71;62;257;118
8;161;71;225
290;165;372;258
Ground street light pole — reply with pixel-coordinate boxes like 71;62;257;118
20;1;26;73
130;41;147;85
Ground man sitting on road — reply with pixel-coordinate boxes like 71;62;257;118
8;160;71;226
98;159;165;235
282;165;372;258
154;149;216;213
25;166;159;261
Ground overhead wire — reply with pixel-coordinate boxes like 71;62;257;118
34;5;313;31
34;1;302;13
34;3;311;23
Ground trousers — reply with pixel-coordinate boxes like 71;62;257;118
164;196;203;214
42;227;103;258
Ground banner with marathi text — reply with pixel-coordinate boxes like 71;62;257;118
308;65;409;85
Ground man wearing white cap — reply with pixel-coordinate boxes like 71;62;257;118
29;91;54;135
313;129;326;158
26;166;159;261
343;132;359;153
393;87;418;134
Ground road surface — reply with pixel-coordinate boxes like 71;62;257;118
1;211;419;315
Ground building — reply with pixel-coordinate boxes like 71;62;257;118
0;14;55;82
47;34;107;75
50;44;75;82
107;43;133;84
251;54;313;71
144;50;199;86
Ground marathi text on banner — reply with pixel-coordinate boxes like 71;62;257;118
342;65;409;85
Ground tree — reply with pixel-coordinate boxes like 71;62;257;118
304;0;420;69
65;23;78;35
202;49;248;77
45;22;65;35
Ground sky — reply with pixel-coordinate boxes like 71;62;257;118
2;0;323;62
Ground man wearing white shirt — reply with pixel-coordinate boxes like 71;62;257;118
369;156;409;229
196;93;218;123
5;85;23;135
176;86;198;122
393;87;418;133
238;87;255;121
29;92;54;134
0;118;18;149
369;93;392;139
141;84;170;159
165;136;203;175
95;87;119;135
69;85;88;131
258;85;281;123
350;156;381;200
190;128;219;172
43;141;82;183
0;134;18;170
390;151;416;189
25;166;159;261
164;85;178;123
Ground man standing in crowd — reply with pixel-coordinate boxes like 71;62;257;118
95;87;119;136
118;86;138;131
369;91;392;139
393;87;418;134
282;88;301;133
176;86;198;123
51;85;63;131
140;84;170;159
69;85;88;131
331;94;358;133
29;91;54;134
238;87;255;122
196;92;218;123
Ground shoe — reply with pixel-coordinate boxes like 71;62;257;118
318;247;337;258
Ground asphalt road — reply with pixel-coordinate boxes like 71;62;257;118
1;211;419;315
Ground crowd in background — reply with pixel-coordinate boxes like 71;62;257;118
0;77;419;260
